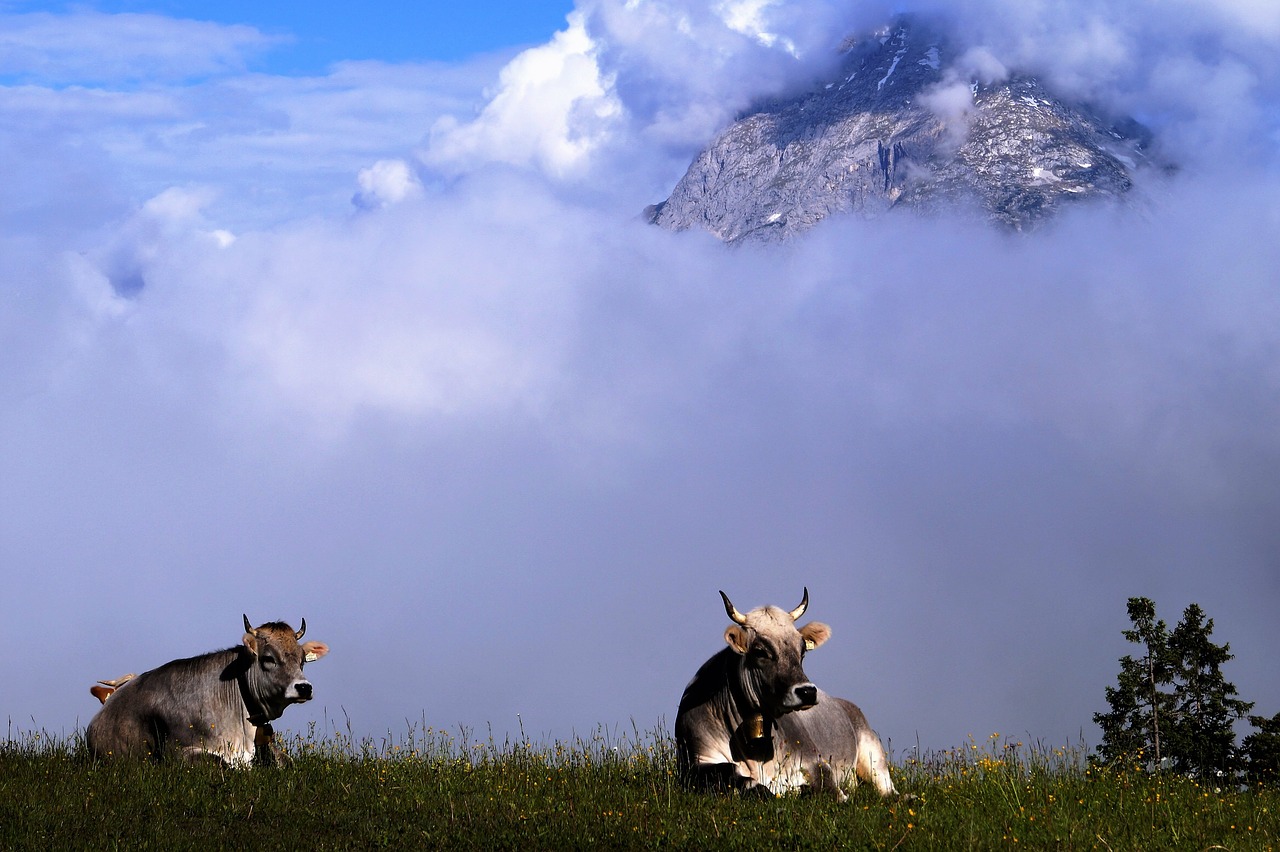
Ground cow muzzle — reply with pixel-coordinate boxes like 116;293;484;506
785;682;819;710
288;680;314;702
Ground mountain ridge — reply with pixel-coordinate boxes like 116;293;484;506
647;17;1153;242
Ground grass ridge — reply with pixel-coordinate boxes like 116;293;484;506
2;723;1276;850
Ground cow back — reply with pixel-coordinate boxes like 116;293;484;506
86;648;248;761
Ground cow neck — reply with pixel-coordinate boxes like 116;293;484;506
233;651;274;727
727;649;769;725
725;650;776;760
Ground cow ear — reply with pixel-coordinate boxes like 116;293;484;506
302;641;329;663
242;631;260;656
800;621;831;651
724;625;750;655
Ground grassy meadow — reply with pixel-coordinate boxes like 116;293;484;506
2;722;1277;850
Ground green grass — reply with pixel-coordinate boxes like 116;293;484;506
2;723;1276;850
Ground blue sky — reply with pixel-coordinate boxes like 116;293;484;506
11;1;577;70
3;0;1280;759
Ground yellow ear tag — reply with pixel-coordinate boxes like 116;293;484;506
305;652;318;662
804;639;817;651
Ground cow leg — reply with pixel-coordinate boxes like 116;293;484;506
686;762;774;797
856;733;898;796
804;759;849;802
253;723;292;767
179;745;255;769
179;745;225;765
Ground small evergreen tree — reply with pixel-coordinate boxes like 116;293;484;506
1094;597;1176;767
1094;597;1252;778
1164;603;1253;778
1242;711;1280;787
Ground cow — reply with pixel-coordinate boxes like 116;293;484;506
85;616;329;767
674;588;897;800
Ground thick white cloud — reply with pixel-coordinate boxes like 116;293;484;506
424;13;621;178
420;0;1280;184
715;0;796;52
353;159;424;210
3;0;1280;755
421;0;867;178
220;185;581;428
580;0;849;154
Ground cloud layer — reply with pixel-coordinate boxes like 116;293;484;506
2;1;1279;754
0;9;276;83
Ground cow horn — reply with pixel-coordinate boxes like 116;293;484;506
295;618;306;640
788;587;809;621
243;614;254;634
719;591;748;625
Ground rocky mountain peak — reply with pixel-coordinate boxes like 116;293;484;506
647;17;1151;242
